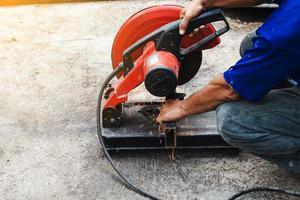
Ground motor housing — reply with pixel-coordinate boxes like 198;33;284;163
144;44;180;97
102;7;229;111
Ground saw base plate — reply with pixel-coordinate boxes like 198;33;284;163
102;104;236;150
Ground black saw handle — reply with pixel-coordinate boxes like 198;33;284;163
156;8;230;57
178;9;230;56
122;8;230;75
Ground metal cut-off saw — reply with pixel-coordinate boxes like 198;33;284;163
95;5;300;200
97;5;235;151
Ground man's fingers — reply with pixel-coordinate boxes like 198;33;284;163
179;4;204;35
188;25;207;38
156;115;161;124
194;27;200;33
180;8;185;18
156;115;164;131
179;14;192;35
188;27;199;37
158;124;165;133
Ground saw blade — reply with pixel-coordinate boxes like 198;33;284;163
111;5;206;84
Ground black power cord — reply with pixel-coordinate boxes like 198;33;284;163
97;67;300;200
228;187;300;200
97;65;162;200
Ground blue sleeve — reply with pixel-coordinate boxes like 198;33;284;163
223;35;299;101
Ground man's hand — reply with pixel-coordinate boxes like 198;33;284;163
156;100;190;128
179;0;206;35
179;0;265;35
156;75;240;129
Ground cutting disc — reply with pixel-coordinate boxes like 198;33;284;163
111;5;217;85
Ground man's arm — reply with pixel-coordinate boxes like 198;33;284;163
156;74;240;125
180;0;272;35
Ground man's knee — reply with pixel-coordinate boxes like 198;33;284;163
216;101;258;147
216;102;242;143
216;102;299;156
216;102;235;128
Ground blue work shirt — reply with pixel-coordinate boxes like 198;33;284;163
223;0;300;101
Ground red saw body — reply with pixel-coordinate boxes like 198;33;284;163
111;5;220;76
102;5;229;127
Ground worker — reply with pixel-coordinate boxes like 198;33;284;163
157;0;300;173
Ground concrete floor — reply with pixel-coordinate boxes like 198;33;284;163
0;1;299;200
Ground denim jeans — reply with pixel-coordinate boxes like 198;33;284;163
216;87;300;173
